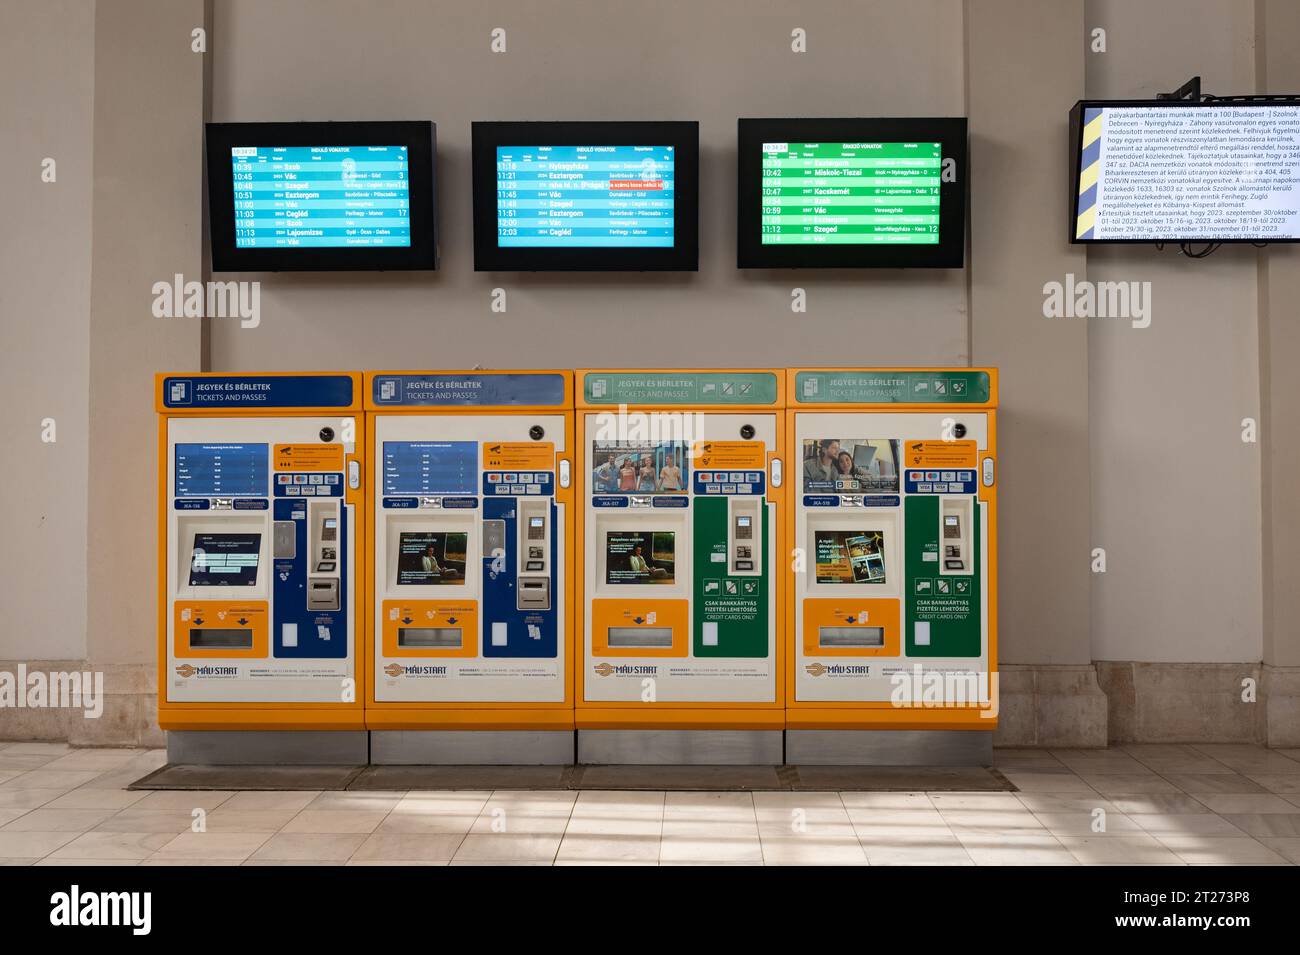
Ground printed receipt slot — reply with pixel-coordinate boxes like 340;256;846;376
155;373;366;761
365;371;574;765
785;368;998;765
576;370;786;765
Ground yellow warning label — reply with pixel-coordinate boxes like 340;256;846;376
484;441;554;470
692;440;766;470
273;444;345;472
903;440;977;469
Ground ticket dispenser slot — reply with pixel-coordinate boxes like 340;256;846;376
307;499;341;610
819;626;885;648
517;497;551;610
607;627;674;648
940;497;973;574
190;628;255;650
398;627;462;649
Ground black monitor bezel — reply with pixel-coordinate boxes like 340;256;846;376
206;120;437;272
737;117;967;269
472;121;699;272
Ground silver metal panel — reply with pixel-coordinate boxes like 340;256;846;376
370;730;575;765
166;730;368;766
578;730;783;765
785;730;993;766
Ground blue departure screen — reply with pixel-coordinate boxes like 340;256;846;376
383;441;477;496
231;145;411;248
496;145;675;247
175;444;268;497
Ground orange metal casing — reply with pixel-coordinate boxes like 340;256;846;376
575;369;786;730
154;371;366;731
362;370;576;731
783;368;998;731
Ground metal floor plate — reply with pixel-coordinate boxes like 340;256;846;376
132;763;1012;792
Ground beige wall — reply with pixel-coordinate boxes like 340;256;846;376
208;0;970;370
1087;0;1264;663
0;0;95;662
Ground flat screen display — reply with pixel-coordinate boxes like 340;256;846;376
396;531;467;585
189;533;261;587
473;121;698;271
1070;101;1300;243
496;145;675;247
383;441;476;496
605;531;675;585
814;530;886;584
231;145;411;249
801;438;900;494
760;141;941;246
175;443;268;498
206;121;436;271
591;441;688;495
738;118;966;268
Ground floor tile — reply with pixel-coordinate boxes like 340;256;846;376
1160;773;1269;794
46;831;172;861
131;790;235;811
1130;813;1248;837
248;832;368;862
43;788;148;811
1105;793;1213;815
1058;834;1183;865
1188;793;1299;814
1081;774;1181;795
93;809;199;834
1217;813;1300;838
1;807;117;832
955;831;1077;865
0;830;80;858
452;832;562;862
1157;835;1289;865
555;832;661;864
280;810;389;834
153;831;273;862
1001;772;1095;793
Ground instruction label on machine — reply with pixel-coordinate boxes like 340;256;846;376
693;440;766;470
693;497;768;657
905;496;981;657
484;442;553;470
274;444;345;472
903;440;977;469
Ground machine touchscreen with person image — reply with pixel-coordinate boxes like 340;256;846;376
395;531;467;585
605;530;675;584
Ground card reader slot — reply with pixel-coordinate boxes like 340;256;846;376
819;626;885;648
189;628;254;650
398;627;462;649
607;627;674;648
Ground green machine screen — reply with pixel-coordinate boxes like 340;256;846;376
761;141;941;246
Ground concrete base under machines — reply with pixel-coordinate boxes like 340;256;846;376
577;730;784;765
166;730;369;766
369;730;575;765
785;729;993;766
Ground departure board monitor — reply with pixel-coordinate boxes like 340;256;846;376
206;121;437;271
1069;100;1300;243
738;118;966;268
473;121;698;271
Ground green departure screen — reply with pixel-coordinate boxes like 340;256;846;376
760;141;941;245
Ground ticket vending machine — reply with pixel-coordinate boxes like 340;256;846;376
156;373;367;764
786;368;998;764
365;371;574;764
576;370;785;763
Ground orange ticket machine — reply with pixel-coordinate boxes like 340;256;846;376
364;371;575;763
156;373;367;764
785;369;998;764
576;370;786;763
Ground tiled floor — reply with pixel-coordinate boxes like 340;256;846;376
2;740;1300;865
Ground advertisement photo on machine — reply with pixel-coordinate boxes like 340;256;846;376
396;531;468;585
814;529;886;584
802;438;900;494
591;440;688;494
605;530;676;585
